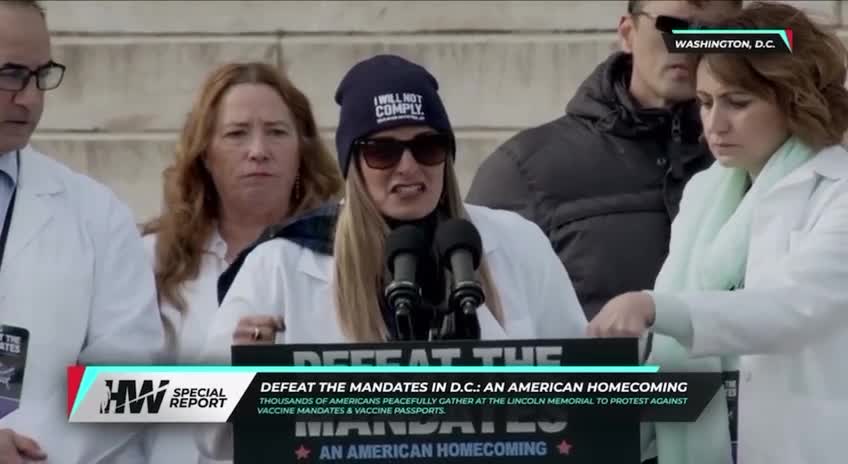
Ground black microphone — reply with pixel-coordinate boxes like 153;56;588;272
435;218;484;340
384;225;430;341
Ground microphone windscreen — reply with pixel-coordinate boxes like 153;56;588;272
434;218;483;270
384;224;430;273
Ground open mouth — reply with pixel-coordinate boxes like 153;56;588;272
391;183;426;194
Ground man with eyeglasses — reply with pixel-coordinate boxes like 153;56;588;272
467;1;740;326
0;1;164;463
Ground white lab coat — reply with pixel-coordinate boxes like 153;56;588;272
653;144;848;464
0;146;165;463
141;230;231;464
196;203;588;460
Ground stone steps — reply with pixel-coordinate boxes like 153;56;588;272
30;0;845;221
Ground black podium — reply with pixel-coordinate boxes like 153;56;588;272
231;338;641;464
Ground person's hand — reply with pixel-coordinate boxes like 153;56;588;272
587;292;655;338
233;315;285;345
0;429;47;463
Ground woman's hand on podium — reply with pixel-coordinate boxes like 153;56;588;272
232;315;286;345
587;291;655;338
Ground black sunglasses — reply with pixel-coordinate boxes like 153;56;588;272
355;133;452;170
0;61;66;92
634;12;703;34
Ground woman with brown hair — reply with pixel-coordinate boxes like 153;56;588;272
141;61;342;462
588;3;848;464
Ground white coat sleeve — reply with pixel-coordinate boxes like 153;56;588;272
72;193;165;463
199;241;285;365
80;196;165;365
651;186;848;357
525;220;588;339
195;241;285;463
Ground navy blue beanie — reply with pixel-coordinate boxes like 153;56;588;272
334;54;455;177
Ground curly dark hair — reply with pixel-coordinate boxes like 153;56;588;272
698;1;848;151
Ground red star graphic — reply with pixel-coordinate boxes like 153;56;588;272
295;444;311;460
557;439;573;455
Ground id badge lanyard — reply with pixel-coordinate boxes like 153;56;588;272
0;151;20;273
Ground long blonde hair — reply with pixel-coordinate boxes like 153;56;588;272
332;158;503;342
142;62;343;313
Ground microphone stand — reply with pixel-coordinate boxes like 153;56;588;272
427;281;483;341
449;280;484;340
429;302;455;341
385;280;421;341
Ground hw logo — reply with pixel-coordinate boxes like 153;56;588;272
99;379;170;414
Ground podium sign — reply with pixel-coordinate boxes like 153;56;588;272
231;338;642;464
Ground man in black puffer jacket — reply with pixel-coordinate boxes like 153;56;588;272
467;0;741;321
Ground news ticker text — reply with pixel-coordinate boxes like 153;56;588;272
69;339;727;463
68;368;722;423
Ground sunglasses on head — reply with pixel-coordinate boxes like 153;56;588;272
634;12;703;34
355;133;452;170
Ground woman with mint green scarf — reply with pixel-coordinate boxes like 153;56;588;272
587;3;848;464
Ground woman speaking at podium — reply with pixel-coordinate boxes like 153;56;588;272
196;54;588;460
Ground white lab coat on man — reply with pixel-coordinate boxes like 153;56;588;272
196;203;589;461
0;146;165;463
651;144;848;464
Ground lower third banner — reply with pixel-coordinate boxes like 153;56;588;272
66;338;725;464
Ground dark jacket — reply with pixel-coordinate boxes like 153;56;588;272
466;52;713;320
